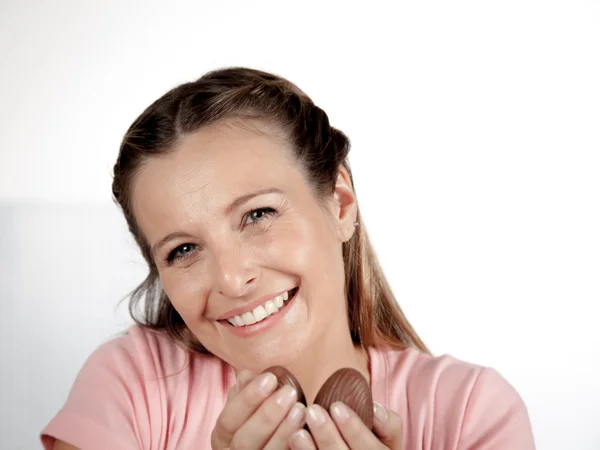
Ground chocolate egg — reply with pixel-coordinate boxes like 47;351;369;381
263;366;306;405
314;368;373;429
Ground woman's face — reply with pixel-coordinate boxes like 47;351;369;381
131;119;357;370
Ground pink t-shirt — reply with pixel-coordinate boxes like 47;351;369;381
41;326;535;449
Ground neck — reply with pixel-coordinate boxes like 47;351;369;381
286;334;370;405
231;324;371;403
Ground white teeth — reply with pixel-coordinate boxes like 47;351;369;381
226;289;295;327
253;305;268;322
233;315;245;327
264;300;278;315
241;311;256;325
275;295;284;308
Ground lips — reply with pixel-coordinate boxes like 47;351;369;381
223;287;298;327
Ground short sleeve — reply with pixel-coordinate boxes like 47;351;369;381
40;331;160;450
457;368;536;449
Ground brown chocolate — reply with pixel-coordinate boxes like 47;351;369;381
314;368;373;429
262;366;373;430
263;366;306;405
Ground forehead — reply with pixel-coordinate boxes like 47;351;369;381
130;120;303;236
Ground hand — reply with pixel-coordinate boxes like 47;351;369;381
211;370;307;449
289;401;403;449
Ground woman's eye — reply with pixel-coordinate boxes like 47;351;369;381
164;208;276;265
166;243;196;264
245;207;277;226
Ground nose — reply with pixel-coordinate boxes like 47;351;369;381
212;244;258;298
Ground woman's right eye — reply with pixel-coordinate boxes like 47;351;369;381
166;243;197;264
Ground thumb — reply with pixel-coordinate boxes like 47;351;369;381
228;369;255;398
372;402;404;449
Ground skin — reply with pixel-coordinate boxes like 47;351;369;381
131;119;367;403
54;118;404;449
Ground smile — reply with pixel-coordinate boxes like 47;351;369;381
225;287;299;327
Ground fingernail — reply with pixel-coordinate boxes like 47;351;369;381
288;402;306;425
290;430;312;449
258;372;277;394
275;385;298;408
373;402;388;423
330;402;350;424
306;404;326;427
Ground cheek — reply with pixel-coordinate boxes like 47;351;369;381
260;216;321;269
263;213;340;279
160;270;208;321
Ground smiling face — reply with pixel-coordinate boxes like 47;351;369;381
130;119;358;371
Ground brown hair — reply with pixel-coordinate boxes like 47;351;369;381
112;67;429;355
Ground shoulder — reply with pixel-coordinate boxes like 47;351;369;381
370;346;535;449
371;345;487;400
76;325;233;384
374;345;524;407
82;325;194;378
41;326;234;450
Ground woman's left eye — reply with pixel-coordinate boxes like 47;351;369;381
244;207;277;226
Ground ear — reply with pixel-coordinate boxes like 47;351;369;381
331;165;358;243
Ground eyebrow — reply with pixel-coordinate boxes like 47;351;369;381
151;187;284;257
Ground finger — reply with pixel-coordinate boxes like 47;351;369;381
329;402;387;449
211;371;278;447
228;369;255;398
232;385;300;449
289;429;316;450
372;402;404;449
264;402;306;450
305;404;349;449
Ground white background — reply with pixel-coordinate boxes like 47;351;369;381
1;1;599;448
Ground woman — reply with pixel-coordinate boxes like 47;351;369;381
41;68;535;449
